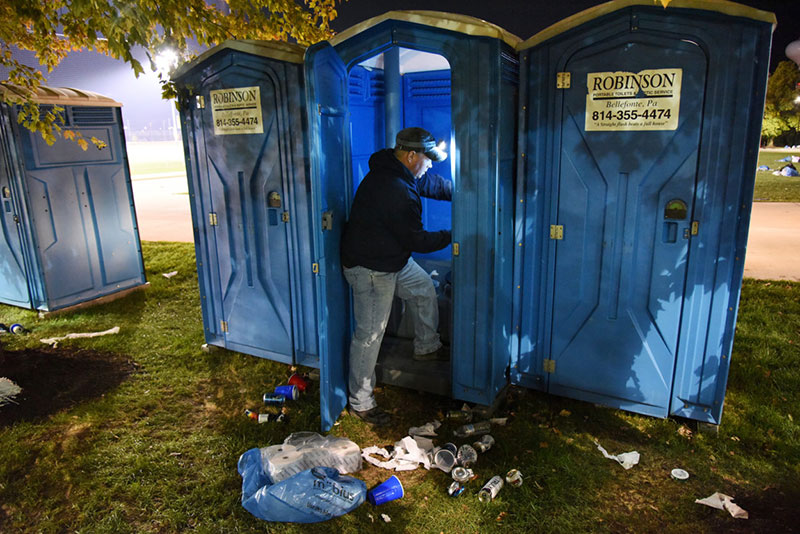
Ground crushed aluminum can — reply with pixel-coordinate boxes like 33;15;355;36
457;444;478;468
505;469;523;487
451;466;473;483
244;409;258;420
258;413;287;423
473;434;495;453
263;393;286;405
448;481;465;497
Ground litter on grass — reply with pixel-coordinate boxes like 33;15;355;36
162;271;178;278
0;377;22;406
39;326;120;347
695;492;749;519
594;440;640;469
362;435;432;472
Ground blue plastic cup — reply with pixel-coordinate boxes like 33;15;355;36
274;385;298;400
368;475;404;505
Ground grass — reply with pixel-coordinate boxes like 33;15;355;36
1;242;799;533
754;149;800;202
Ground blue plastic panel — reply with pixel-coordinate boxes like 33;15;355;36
306;42;351;431
176;49;318;365
348;65;385;188
403;69;453;264
515;4;773;423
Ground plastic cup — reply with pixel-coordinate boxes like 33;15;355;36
274;384;299;400
287;373;308;392
434;449;456;473
368;475;404;505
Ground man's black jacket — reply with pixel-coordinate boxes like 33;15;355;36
341;148;452;272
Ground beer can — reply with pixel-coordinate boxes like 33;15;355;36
274;384;299;400
263;393;286;405
257;413;287;423
244;409;258;420
478;475;504;503
452;466;471;483
448;481;465;497
10;323;25;334
505;469;523;487
473;434;495;452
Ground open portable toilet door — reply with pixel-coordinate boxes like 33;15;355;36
511;0;774;424
305;11;523;429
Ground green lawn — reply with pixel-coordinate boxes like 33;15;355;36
0;243;798;533
754;149;800;202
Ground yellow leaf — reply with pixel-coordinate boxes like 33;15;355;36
77;138;88;151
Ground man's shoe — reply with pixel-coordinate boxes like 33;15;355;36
412;346;449;361
348;406;391;426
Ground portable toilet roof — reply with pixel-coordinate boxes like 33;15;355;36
517;0;776;50
330;10;522;49
0;84;122;107
173;39;307;81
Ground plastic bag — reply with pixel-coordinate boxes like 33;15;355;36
259;432;361;484
238;451;366;523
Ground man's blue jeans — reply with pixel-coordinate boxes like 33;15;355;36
343;258;442;411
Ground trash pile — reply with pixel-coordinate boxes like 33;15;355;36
359;404;523;504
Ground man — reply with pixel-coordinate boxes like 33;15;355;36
341;127;452;426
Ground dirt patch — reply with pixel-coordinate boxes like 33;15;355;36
0;347;138;426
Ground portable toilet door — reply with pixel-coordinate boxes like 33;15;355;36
0;85;146;312
174;41;321;369
512;0;774;423
305;11;522;423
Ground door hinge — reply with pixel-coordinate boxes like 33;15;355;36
543;358;556;373
550;225;564;240
453;242;460;256
321;210;333;231
220;320;228;333
556;72;571;89
196;95;205;109
208;212;218;226
312;263;319;274
691;221;699;236
282;211;290;223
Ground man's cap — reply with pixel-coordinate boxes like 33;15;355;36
395;127;447;162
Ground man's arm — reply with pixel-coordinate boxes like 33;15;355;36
416;172;452;201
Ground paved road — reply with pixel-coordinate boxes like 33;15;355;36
131;174;800;282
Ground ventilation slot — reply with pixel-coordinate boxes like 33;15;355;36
408;78;451;98
71;106;116;125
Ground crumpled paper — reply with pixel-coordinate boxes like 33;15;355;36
40;326;120;347
362;436;433;472
594;440;640;469
408;420;441;437
695;492;749;519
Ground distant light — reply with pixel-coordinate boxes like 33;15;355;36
155;49;179;75
787;39;800;67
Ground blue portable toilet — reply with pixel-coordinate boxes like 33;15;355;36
173;41;321;369
305;11;522;421
0;85;146;312
511;0;774;424
175;2;774;430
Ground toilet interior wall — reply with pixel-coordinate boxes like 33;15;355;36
347;47;454;345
